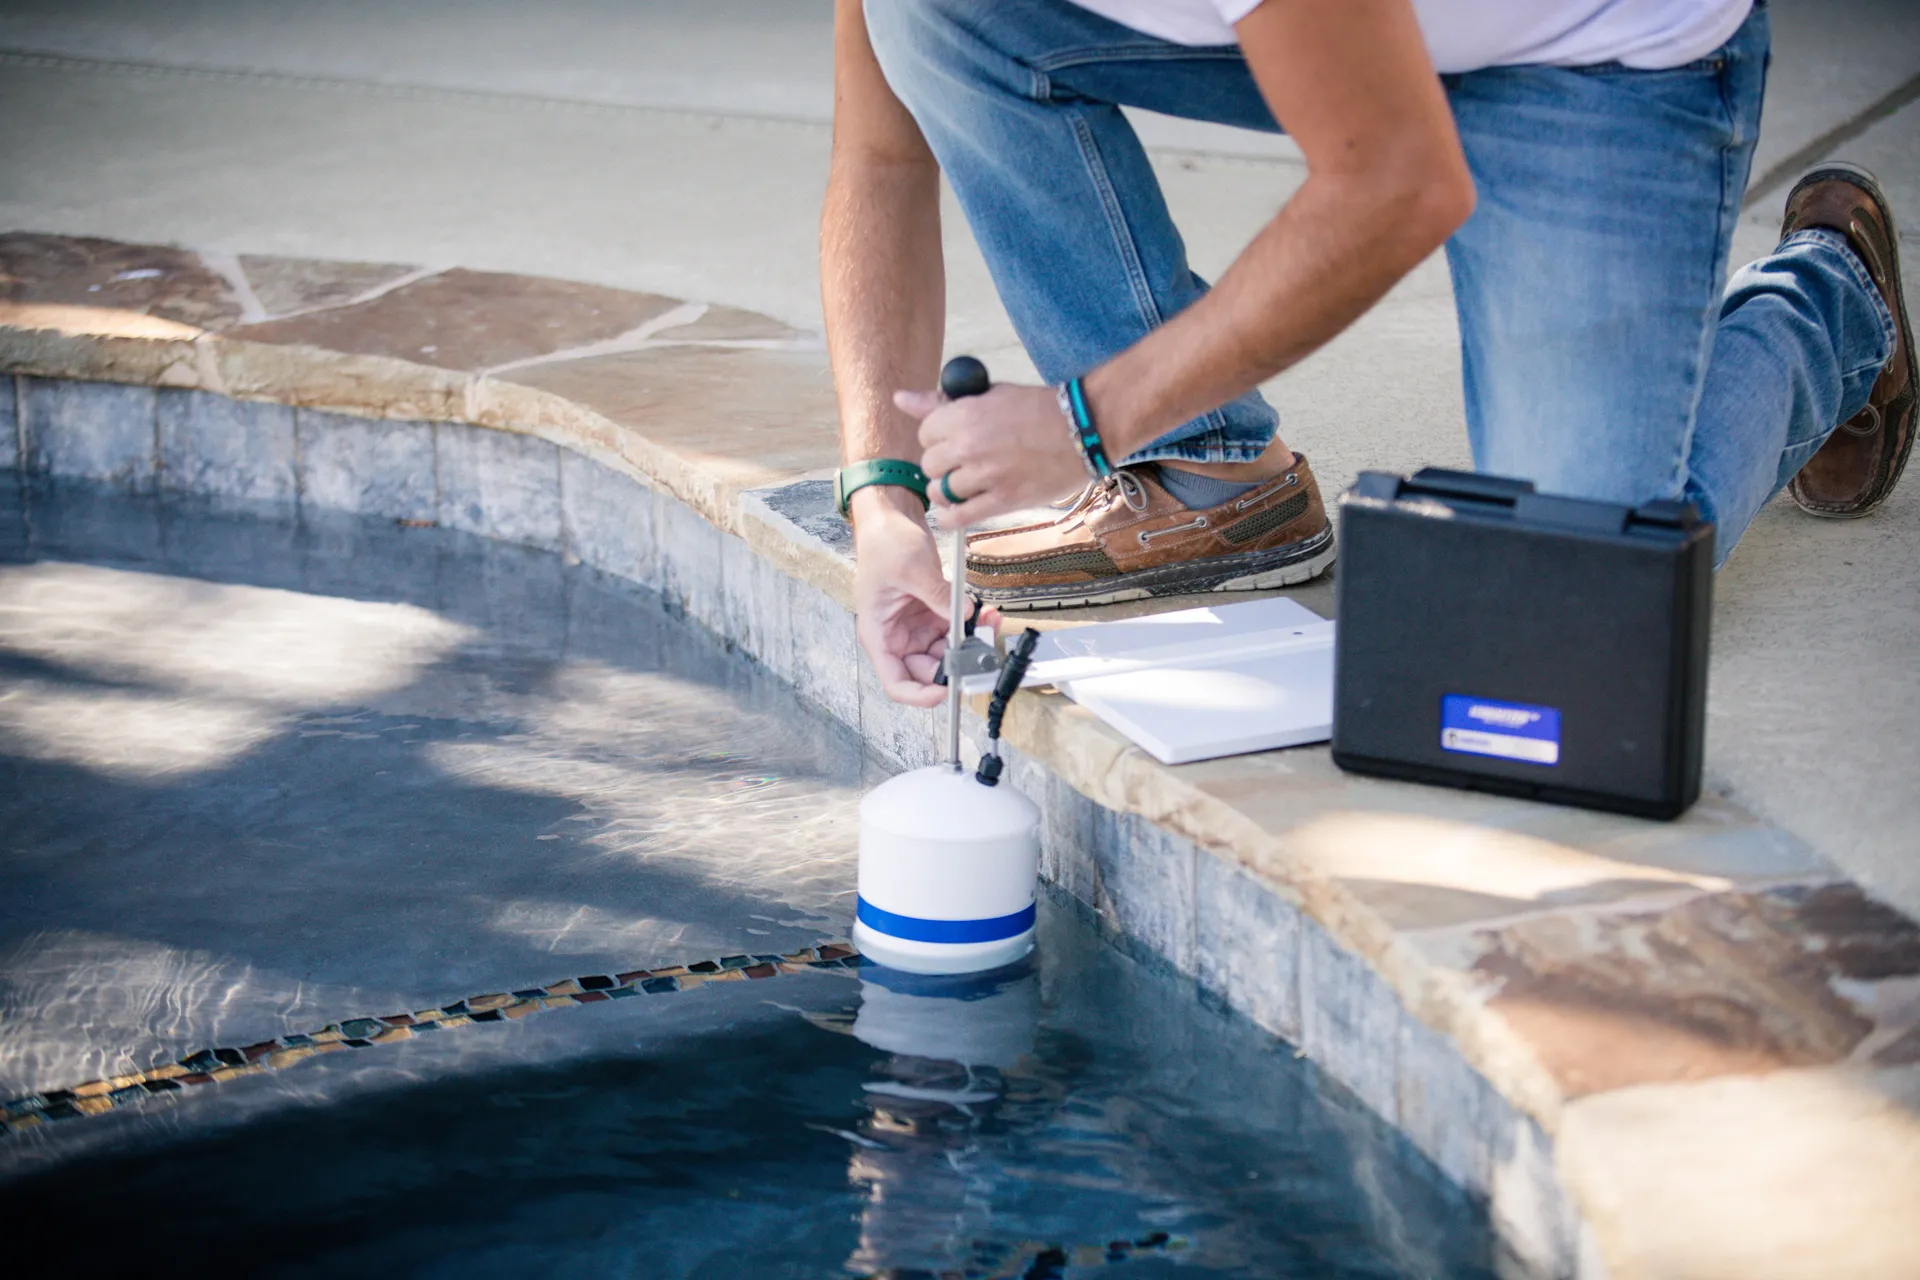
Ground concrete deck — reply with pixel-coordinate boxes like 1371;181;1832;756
1;4;1918;1277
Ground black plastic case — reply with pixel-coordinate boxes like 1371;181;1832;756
1331;468;1713;820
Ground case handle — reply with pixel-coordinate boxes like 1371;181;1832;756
1405;467;1536;505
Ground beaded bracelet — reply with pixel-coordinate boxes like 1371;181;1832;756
1056;377;1115;479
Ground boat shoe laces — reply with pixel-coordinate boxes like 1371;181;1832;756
1089;470;1151;515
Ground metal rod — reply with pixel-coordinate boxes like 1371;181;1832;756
947;524;966;771
933;355;991;775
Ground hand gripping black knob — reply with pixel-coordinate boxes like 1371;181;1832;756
939;355;990;400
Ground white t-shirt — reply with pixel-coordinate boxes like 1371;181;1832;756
1064;0;1754;72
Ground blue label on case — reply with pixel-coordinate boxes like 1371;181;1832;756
1441;695;1561;766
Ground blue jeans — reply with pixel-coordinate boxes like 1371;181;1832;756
863;0;1895;561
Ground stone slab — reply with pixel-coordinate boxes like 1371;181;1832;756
854;654;940;774
156;389;296;506
18;376;157;492
1559;1066;1920;1280
559;446;657;589
650;305;811;343
237;254;416;319
1195;853;1304;1044
1474;881;1920;1099
295;408;436;523
1185;754;1833;936
1088;808;1198;975
0;472;25;558
0;374;17;471
229;269;682;373
435;422;562;552
1030;751;1101;910
1489;1112;1582;1280
750;477;851;559
720;530;796;684
1397;1011;1503;1199
788;576;861;730
1299;919;1407;1128
0;231;243;331
655;493;726;634
501;346;840;490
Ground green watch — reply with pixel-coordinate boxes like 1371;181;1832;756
834;459;930;519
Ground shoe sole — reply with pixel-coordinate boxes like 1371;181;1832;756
974;525;1337;611
1788;161;1916;520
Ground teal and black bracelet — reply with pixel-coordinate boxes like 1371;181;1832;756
1057;377;1115;479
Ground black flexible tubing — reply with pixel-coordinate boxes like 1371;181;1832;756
976;628;1042;786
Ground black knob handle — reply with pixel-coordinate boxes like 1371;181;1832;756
939;355;990;400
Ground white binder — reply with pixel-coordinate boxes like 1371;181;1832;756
1012;598;1335;766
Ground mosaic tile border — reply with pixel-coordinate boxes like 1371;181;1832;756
1;944;862;1134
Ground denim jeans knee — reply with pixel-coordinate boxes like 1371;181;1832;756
859;0;1279;465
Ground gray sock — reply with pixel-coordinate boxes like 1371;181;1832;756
1153;464;1261;510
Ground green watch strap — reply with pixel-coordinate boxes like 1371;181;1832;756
835;459;930;519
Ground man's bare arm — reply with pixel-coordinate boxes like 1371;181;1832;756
1081;0;1474;457
822;0;945;500
823;0;972;708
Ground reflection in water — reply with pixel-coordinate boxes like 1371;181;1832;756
843;965;1193;1276
849;962;1046;1277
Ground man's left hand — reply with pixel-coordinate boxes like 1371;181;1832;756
899;383;1088;525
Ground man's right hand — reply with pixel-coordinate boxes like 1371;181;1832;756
851;485;957;707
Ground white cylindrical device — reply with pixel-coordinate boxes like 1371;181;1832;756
853;765;1041;975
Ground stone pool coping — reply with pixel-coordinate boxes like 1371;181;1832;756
4;233;1917;1280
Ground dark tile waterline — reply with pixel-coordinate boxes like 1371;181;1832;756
0;484;1497;1277
1;942;863;1133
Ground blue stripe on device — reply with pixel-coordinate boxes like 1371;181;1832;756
856;897;1036;944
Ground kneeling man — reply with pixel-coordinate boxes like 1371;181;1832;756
822;0;1912;706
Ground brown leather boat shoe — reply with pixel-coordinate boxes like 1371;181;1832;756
965;454;1336;610
1784;163;1915;518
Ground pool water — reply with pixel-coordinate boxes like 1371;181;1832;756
0;480;1497;1278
